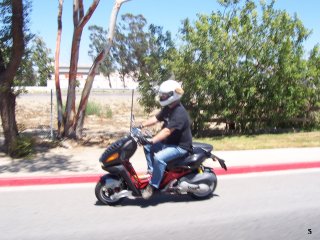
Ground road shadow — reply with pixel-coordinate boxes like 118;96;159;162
0;149;99;174
95;193;219;208
0;129;101;174
0;153;75;174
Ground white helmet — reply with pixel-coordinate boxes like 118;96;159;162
158;80;184;107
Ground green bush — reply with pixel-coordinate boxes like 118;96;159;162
151;1;320;134
9;135;35;158
104;105;113;119
86;102;102;116
85;102;113;118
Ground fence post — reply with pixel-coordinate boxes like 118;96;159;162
50;89;53;139
130;88;134;131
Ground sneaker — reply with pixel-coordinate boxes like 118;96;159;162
142;184;154;199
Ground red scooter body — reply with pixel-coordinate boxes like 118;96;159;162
95;127;227;205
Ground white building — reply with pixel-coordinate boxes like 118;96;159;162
47;65;138;89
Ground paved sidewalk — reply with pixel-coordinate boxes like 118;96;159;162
0;146;320;186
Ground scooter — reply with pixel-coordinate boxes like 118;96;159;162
95;127;227;205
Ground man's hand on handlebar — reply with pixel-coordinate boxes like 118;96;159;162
138;135;153;145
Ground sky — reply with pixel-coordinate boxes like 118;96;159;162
30;0;320;66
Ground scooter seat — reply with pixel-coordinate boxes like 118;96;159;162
165;142;213;170
166;148;210;170
192;142;213;153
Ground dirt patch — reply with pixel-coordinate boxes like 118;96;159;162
1;91;152;150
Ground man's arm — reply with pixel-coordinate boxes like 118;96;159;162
141;116;159;128
151;127;174;144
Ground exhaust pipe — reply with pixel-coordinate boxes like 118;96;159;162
110;190;134;200
179;181;210;194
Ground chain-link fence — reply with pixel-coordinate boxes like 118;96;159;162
0;88;146;143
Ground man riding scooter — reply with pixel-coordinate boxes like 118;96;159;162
139;80;193;199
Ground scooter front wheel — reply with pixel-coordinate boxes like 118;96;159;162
95;175;124;206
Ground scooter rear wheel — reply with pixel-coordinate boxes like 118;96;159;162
189;170;217;200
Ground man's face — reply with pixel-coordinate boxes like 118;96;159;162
159;91;173;102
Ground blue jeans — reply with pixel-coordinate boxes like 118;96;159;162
143;142;188;189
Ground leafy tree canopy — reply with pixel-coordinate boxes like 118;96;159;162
88;2;320;135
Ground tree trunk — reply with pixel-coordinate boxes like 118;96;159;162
64;31;79;138
108;75;112;88
64;0;100;138
0;92;18;154
75;52;104;138
0;0;24;156
75;0;130;138
55;0;64;138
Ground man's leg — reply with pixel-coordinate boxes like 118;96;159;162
143;142;163;174
150;146;187;189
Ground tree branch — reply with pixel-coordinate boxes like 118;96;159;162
78;0;100;30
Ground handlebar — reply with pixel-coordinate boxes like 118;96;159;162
130;127;142;139
130;127;152;145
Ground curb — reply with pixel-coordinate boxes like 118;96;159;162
214;161;320;175
0;174;101;187
1;161;320;187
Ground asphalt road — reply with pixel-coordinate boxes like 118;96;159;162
0;169;319;240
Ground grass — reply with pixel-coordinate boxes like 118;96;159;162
61;101;113;118
196;131;320;151
85;102;102;116
85;102;113;118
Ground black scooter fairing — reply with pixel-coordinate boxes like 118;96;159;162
179;168;216;186
102;165;141;196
